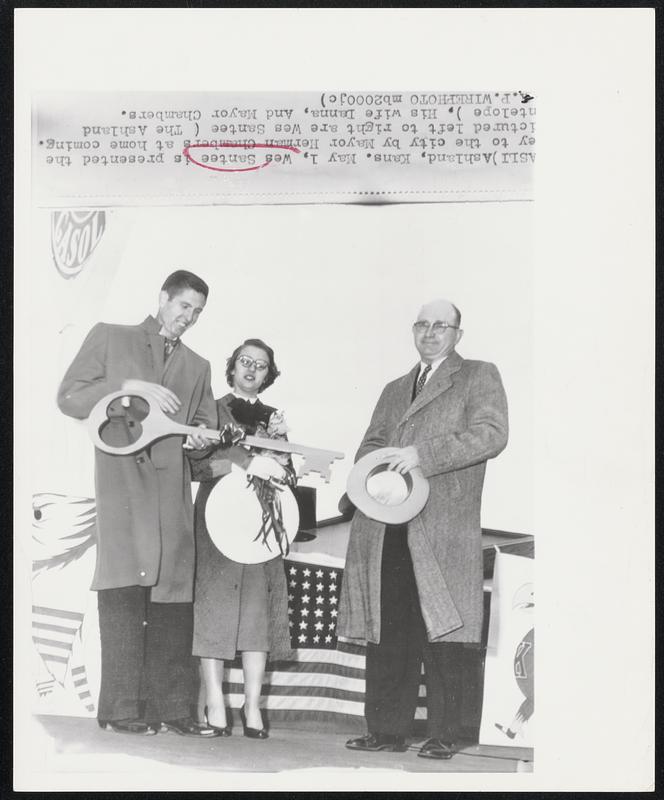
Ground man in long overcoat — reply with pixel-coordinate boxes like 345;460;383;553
57;270;219;737
339;298;508;759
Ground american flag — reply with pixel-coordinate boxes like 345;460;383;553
223;553;428;732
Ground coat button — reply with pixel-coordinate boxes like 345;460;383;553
136;457;144;464
139;570;146;577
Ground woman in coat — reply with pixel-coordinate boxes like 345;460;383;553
190;338;293;739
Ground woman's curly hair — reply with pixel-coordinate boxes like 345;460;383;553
225;338;280;393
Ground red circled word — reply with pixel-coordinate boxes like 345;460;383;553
182;142;301;173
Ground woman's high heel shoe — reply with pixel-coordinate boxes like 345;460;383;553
240;705;268;739
204;705;232;737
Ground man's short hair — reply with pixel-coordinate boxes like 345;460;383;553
451;304;462;328
161;270;209;299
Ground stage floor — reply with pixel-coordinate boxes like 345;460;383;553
26;714;533;787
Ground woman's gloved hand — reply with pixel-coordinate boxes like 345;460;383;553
246;455;287;482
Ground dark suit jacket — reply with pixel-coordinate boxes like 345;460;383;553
57;315;217;601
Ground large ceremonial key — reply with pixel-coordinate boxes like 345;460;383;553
86;389;344;482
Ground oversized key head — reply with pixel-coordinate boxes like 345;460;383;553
86;389;212;456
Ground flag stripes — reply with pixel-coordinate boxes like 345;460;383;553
32;636;73;651
226;692;364;717
71;665;95;712
36;678;55;698
226;682;364;703
32;605;84;685
33;622;79;635
267;660;365;681
32;605;85;621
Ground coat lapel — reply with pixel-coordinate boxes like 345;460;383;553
397;351;464;427
392;365;419;426
217;393;235;425
139;316;165;380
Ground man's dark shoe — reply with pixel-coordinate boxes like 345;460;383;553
346;732;407;752
160;716;221;737
98;718;158;735
417;737;457;759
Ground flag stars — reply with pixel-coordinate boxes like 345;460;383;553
285;560;343;650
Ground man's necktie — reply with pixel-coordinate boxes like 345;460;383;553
164;338;179;359
414;364;432;398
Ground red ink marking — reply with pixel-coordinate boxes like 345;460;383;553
182;142;301;173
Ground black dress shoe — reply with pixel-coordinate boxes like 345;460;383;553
346;732;407;752
417;738;457;759
98;719;158;735
239;706;268;739
204;705;232;737
160;716;221;737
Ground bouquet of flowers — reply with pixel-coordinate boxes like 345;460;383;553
247;410;296;557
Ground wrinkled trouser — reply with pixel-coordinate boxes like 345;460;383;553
364;526;480;740
97;585;198;723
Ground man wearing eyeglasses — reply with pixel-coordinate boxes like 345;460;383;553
340;298;508;760
58;270;220;739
